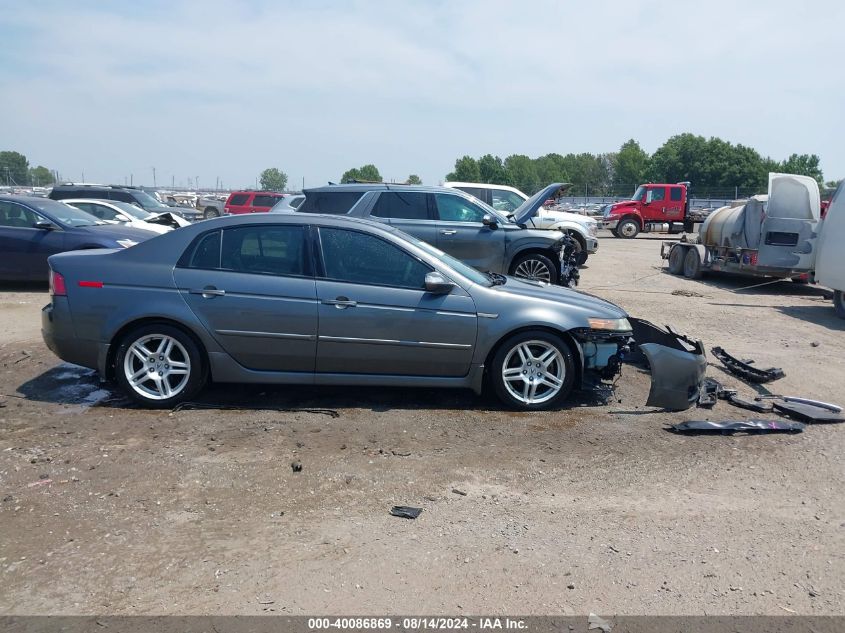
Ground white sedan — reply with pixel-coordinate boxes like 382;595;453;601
62;199;191;234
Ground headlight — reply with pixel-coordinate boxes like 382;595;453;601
588;317;632;331
116;239;137;249
587;222;598;237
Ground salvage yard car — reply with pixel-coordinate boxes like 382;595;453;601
298;182;576;285
0;196;157;282
62;198;190;233
40;213;707;410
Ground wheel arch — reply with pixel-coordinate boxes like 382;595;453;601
508;247;561;276
483;325;583;388
105;317;211;382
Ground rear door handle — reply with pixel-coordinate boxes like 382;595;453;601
190;286;226;298
440;229;457;235
323;297;357;309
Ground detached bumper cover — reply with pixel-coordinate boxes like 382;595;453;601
629;318;707;411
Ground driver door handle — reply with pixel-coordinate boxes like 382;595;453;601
190;286;226;298
440;229;457;235
323;297;358;309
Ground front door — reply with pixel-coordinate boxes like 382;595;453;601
433;192;506;273
314;226;477;377
174;225;318;371
643;186;668;222
0;201;66;281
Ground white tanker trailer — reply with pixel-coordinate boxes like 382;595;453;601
661;173;821;281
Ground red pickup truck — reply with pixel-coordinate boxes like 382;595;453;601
601;182;694;238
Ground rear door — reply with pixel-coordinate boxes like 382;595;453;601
314;226;477;377
225;193;251;215
433;192;506;273
369;191;438;245
251;194;281;213
174;224;318;371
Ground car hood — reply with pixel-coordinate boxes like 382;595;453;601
492;275;628;319
535;209;595;225
607;200;637;213
75;224;159;241
512;183;572;224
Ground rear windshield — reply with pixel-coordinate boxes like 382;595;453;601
298;191;365;214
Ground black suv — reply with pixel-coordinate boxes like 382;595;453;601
298;183;574;285
49;184;200;221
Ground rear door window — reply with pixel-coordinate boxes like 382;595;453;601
221;225;307;276
455;186;485;200
491;189;524;212
670;187;683;201
298;192;365;214
371;192;430;219
228;194;250;206
252;194;280;208
183;230;222;269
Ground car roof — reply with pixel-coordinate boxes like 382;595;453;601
444;181;526;195
303;183;458;195
0;194;74;212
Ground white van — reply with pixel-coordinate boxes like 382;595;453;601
814;181;845;318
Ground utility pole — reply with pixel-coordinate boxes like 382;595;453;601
82;170;85;183
152;167;157;188
172;175;175;189
196;176;199;191
130;174;133;186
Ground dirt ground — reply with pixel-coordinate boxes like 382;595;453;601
0;233;843;616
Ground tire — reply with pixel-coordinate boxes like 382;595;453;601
683;248;703;279
204;207;220;220
834;290;845;319
610;229;619;238
510;252;559;284
667;246;685;275
114;323;207;408
568;232;588;266
617;218;640;239
491;331;576;410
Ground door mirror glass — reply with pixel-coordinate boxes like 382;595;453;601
424;271;455;295
482;214;498;228
645;190;654;204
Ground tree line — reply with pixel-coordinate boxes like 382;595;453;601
445;134;833;197
0;151;55;187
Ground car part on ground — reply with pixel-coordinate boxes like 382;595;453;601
41;213;631;410
711;346;785;383
697;377;734;408
726;394;774;413
671;419;805;434
626;318;707;411
771;401;845;423
389;506;422;519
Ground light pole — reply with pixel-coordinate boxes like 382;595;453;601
152;167;157;188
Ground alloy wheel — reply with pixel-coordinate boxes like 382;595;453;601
514;258;552;283
501;340;565;405
122;334;191;400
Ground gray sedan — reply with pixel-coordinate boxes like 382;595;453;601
41;214;704;410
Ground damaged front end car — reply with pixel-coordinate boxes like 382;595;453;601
628;318;708;411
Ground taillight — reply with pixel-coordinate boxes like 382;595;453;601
50;270;67;296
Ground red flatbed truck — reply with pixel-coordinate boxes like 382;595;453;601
601;181;700;238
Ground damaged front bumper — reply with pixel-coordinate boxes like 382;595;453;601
628;318;707;411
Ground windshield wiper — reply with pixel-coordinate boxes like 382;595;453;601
485;271;507;286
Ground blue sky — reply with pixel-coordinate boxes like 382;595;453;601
0;0;842;189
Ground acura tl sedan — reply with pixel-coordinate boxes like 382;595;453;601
41;214;706;410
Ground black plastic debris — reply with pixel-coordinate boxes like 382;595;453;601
757;396;842;413
290;461;303;473
697;378;736;408
727;394;774;413
711;347;784;383
390;506;422;519
772;401;845;424
671;419;804;434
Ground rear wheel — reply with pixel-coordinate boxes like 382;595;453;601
668;246;685;275
115;324;207;408
204;207;220;219
510;253;559;284
617;218;640;239
683;248;703;279
834;290;845;319
491;331;575;410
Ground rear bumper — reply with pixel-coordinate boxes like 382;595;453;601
41;301;99;371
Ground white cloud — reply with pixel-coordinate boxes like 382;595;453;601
1;0;842;187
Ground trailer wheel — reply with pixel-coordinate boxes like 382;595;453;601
683;248;703;279
617;219;640;239
833;290;845;319
667;246;685;275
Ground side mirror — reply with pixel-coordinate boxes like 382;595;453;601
424;272;455;295
34;220;57;230
114;214;130;222
482;214;498;228
645;191;654;204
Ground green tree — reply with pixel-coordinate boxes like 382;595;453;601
259;167;288;191
0;151;30;186
477;154;508;184
406;174;422;184
29;165;55;186
503;154;540;194
534;153;568;186
446;156;480;182
780;154;823;183
340;164;382;183
613;139;650;187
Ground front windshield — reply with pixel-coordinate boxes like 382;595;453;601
134;190;171;210
401;233;492;286
110;201;152;220
631;185;646;201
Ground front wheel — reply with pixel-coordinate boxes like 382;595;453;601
617;219;640;239
204;207;220;219
491;332;575;410
114;324;207;408
834;290;845;319
510;253;559;284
